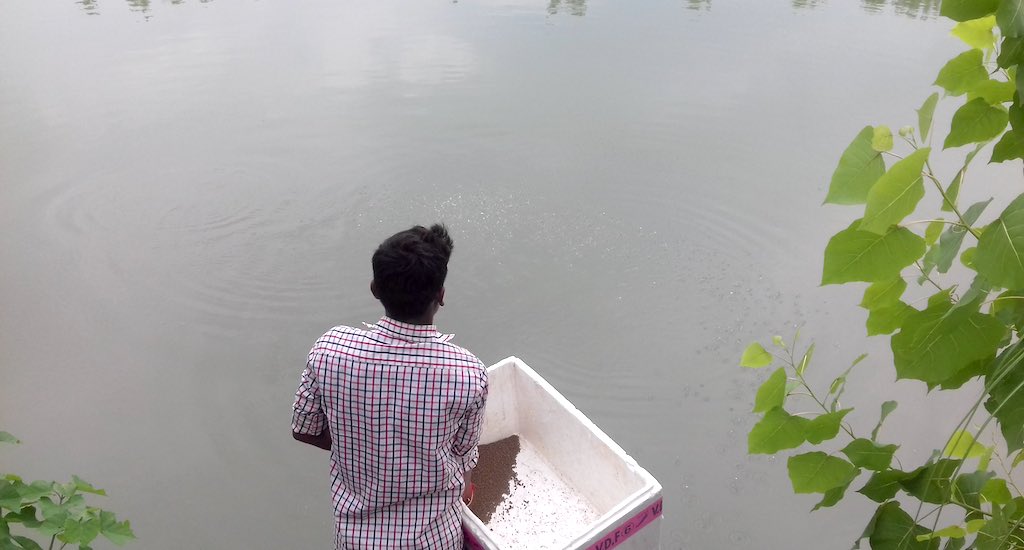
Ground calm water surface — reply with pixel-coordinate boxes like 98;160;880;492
0;0;1010;548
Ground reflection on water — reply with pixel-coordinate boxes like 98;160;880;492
72;0;939;19
76;0;98;15
76;0;211;17
792;0;826;9
860;0;940;19
548;0;587;17
685;0;711;12
684;0;939;17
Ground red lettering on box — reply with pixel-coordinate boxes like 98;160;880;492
585;498;663;550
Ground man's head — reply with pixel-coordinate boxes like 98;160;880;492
370;224;454;323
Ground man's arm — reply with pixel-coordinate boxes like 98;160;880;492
452;370;488;500
291;360;330;450
293;427;332;450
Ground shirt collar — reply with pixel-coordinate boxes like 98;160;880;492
369;316;455;343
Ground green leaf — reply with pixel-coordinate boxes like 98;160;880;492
748;407;808;454
943;430;990;459
1010;97;1024;130
805;409;851;444
901;459;963;504
4;505;41;528
962;246;977;269
787;452;859;494
975;505;1012;550
771;335;785;348
796;343;814;376
873;125;894;152
61;495;85;520
11;537;42;550
860;148;930;234
935;50;988;96
941;143;983;213
861;278;907;309
939;355;994;390
1017;67;1024;105
753;368;787;413
862;278;913;335
985;342;1024;452
842;438;898;471
941;0;999;21
0;482;21;510
916;525;968;541
954;470;994;509
945;98;1008;149
872;400;898;441
858;469;912;502
970;79;1015;104
17;482;54;504
0;433;18;445
925;220;945;245
978;447;993;471
952;16;997;50
33;498;67;538
956;269;993;306
999;37;1024;68
891;295;1006;385
99;512;135;546
918;93;940;142
867;501;939;550
812;477;854;511
825;126;886;205
975;194;1024;288
822;223;925;285
61;514;102;546
993;291;1024;331
991;128;1024;162
924;199;990;274
998;0;1024;37
867;303;915;336
827;354;866;407
740;342;772;368
981;478;1012;504
70;477;104;497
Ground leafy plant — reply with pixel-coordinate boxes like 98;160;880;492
0;431;135;550
742;3;1024;548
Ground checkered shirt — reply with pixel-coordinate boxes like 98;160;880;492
292;317;488;550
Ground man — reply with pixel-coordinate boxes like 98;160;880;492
292;224;488;550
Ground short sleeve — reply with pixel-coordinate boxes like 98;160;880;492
291;359;327;435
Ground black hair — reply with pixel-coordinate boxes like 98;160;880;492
371;224;454;320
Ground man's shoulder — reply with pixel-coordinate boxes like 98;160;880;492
309;324;373;351
437;340;484;365
435;342;487;381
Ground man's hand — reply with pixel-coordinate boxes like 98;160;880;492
462;469;475;505
293;427;332;450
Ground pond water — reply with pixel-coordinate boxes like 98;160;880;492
0;0;1013;548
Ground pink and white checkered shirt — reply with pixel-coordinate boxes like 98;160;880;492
292;317;488;550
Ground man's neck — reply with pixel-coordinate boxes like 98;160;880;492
386;311;434;326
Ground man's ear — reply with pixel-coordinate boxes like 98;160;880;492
370;280;380;300
438;287;445;307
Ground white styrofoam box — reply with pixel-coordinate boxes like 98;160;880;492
463;357;663;550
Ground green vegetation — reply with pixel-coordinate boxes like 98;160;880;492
742;2;1024;548
0;431;134;550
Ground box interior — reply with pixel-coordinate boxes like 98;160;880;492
477;359;649;517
